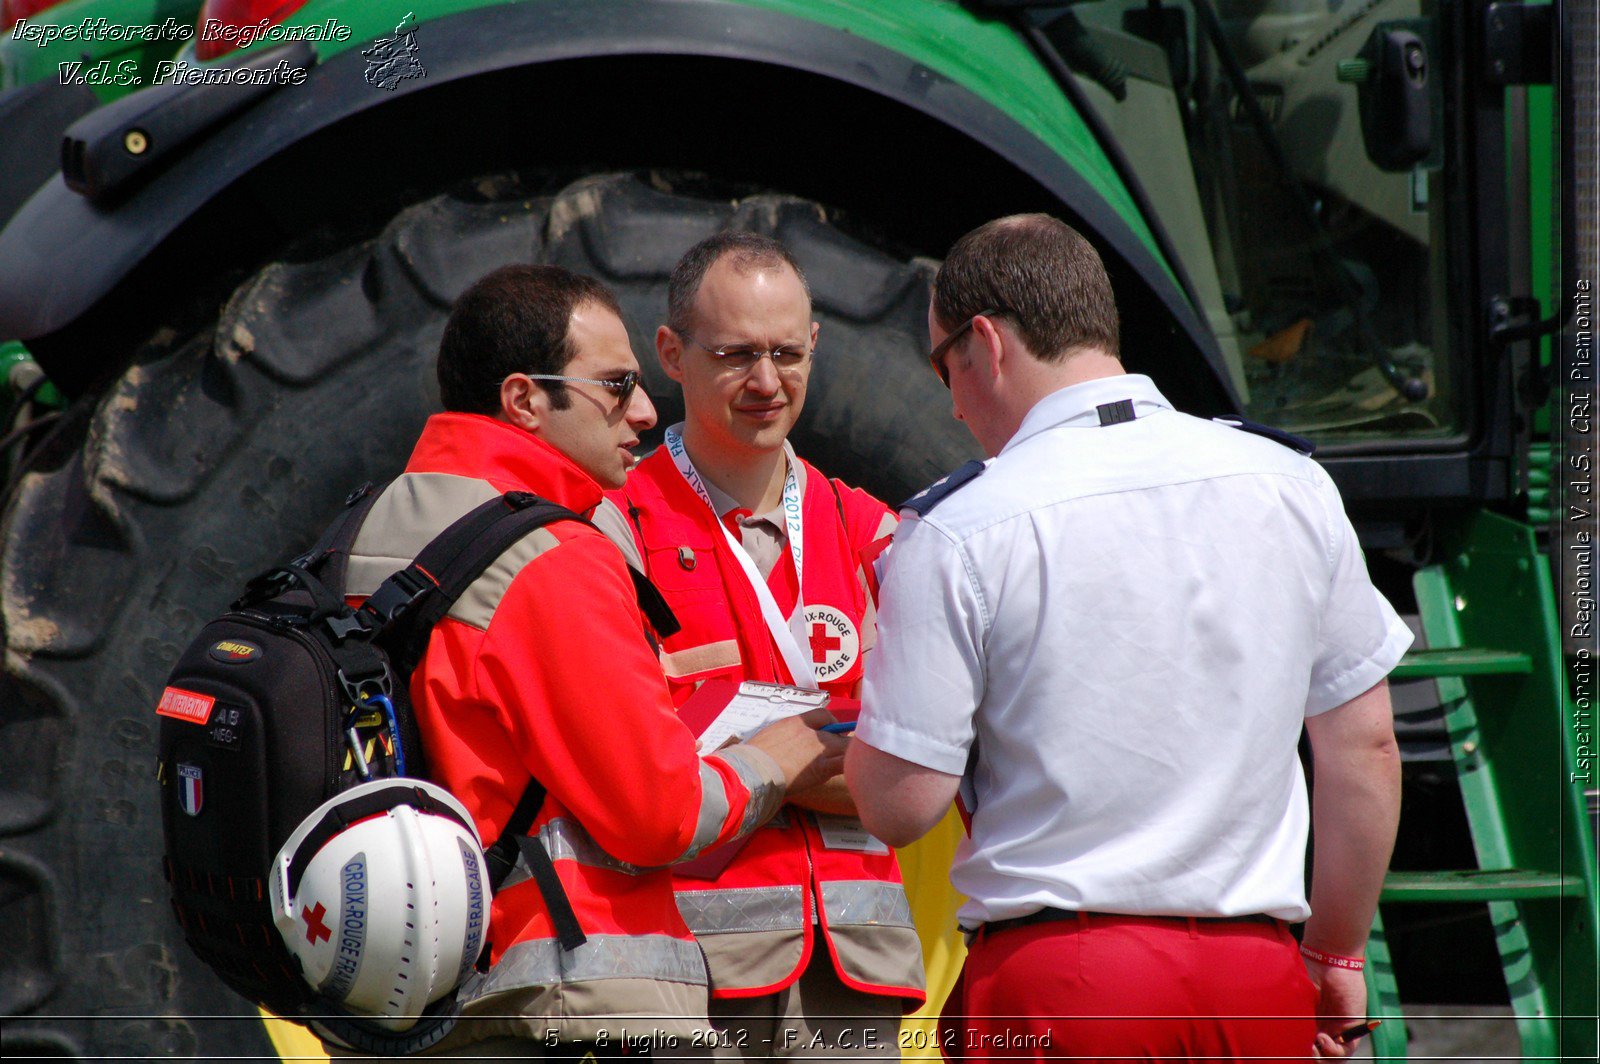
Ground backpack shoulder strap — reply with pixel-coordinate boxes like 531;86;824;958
311;481;385;594
363;492;582;667
233;482;384;614
483;776;588;952
415;492;580;606
627;565;681;639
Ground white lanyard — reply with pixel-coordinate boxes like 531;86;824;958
663;425;817;688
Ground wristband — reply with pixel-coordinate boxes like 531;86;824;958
1300;944;1365;971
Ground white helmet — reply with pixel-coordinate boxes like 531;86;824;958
269;778;490;1031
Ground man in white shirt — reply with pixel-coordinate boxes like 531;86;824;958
846;214;1408;1060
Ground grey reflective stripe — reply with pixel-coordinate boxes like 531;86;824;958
474;933;708;996
536;817;652;876
676;886;806;934
346;472;499;597
589;495;644;573
820;880;915;929
681;760;732;860
710;746;785;835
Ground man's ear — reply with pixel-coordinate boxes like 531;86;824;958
972;314;1007;381
657;324;686;383
500;373;542;431
810;321;820;348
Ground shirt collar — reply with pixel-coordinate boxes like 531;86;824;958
404;412;605;515
703;477;784;528
1000;373;1173;457
694;440;803;529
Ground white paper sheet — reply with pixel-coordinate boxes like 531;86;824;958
698;681;830;753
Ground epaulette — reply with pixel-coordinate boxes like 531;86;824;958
899;460;986;516
1212;416;1316;456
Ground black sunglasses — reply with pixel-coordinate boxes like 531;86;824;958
928;309;1000;388
524;369;641;408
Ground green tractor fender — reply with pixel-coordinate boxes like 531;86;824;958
0;0;1237;411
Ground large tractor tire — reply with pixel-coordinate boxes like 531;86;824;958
0;172;975;1058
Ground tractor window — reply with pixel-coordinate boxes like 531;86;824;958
1073;0;1452;444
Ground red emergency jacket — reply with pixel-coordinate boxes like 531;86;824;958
345;413;787;1043
610;447;925;1007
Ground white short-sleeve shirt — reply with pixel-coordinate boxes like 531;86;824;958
857;374;1412;925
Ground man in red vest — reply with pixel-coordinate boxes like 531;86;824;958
598;234;926;1058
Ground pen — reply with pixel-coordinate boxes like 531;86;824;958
1335;1020;1381;1045
820;721;857;734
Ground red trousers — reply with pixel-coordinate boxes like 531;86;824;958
941;913;1317;1062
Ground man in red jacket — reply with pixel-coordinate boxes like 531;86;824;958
599;235;925;1059
342;264;847;1056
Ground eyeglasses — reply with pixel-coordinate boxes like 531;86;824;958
928;308;1001;388
676;331;811;373
524;370;641;407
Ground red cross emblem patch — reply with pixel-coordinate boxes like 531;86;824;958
803;605;859;682
302;901;332;945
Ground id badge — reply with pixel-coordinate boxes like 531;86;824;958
814;814;889;854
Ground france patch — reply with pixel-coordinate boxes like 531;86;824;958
177;763;204;817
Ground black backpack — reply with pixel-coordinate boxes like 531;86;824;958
156;483;677;1053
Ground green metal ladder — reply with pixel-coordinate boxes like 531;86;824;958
1361;511;1598;1060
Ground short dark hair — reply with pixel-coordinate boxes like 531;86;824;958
666;231;810;334
932;214;1120;361
437;264;625;414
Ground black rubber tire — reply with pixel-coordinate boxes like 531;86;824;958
0;172;976;1058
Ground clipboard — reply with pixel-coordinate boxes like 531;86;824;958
675;680;830;879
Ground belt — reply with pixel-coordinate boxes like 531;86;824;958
980;907;1278;938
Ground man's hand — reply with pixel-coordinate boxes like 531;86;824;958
1306;963;1367;1058
744;709;849;795
785;777;857;816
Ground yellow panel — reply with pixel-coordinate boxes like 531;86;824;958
895;806;968;1061
259;1008;328;1062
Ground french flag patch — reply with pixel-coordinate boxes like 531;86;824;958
177;763;204;817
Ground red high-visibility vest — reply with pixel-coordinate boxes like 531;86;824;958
612;449;925;1005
